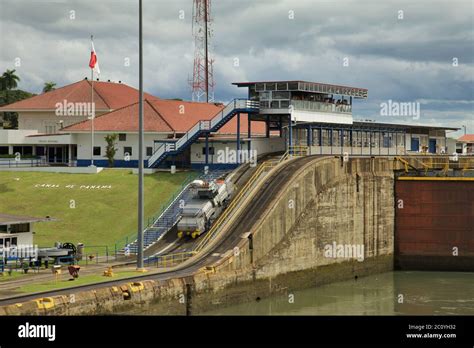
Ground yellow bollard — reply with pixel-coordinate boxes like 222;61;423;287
103;267;114;277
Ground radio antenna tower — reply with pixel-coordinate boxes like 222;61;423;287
190;0;214;103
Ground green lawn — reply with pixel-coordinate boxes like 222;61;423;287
0;271;34;282
0;169;194;250
17;270;141;293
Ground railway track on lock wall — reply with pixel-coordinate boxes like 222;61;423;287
0;155;322;306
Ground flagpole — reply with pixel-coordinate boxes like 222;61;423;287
90;35;95;167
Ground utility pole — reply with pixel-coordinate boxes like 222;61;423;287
137;0;144;270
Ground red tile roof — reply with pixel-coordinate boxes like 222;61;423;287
458;134;474;142
1;79;269;136
0;80;157;111
62;98;267;135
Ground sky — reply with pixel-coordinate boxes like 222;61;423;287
0;0;472;137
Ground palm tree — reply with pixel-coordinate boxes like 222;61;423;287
2;69;20;90
43;82;56;93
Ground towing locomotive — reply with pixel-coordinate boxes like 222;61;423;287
177;179;234;239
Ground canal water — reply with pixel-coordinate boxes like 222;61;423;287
201;271;474;315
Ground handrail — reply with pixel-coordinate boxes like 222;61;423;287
395;155;474;174
114;171;198;252
193;160;276;252
146;251;197;268
289;145;309;157
290;100;352;114
278;151;289;162
0;157;46;167
149;160;277;267
147;99;259;168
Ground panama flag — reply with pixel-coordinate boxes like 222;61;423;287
89;40;100;75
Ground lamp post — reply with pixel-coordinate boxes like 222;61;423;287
137;0;145;270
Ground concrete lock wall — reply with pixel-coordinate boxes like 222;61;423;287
1;157;397;315
190;157;395;308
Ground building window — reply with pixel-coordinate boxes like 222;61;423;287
411;137;420;151
202;147;215;155
146;147;153;156
12;146;22;155
93;146;101;156
11;237;17;246
23;146;33;155
11;146;33;156
119;134;127;141
273;91;290;100
10;223;29;233
0;146;8;155
0;225;6;232
266;83;276;91
36;146;46;156
0;239;3;246
124;147;132;156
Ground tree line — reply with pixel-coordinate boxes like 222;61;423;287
0;69;56;129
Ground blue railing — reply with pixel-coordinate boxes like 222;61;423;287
147;99;259;168
113;171;199;256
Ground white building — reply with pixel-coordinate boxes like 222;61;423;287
0;213;52;248
0;79;459;170
457;134;474;154
0;79;158;165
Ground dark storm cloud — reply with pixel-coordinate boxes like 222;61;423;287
0;0;472;134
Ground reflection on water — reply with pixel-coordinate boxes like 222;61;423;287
202;271;474;315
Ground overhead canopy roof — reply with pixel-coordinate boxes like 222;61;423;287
233;80;368;98
290;119;459;131
0;213;54;225
353;121;459;131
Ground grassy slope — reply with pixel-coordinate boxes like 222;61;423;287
0;169;192;249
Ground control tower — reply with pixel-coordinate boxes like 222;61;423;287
233;80;368;125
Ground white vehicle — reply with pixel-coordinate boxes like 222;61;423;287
177;179;234;239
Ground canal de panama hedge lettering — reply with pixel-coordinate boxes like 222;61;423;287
34;184;113;190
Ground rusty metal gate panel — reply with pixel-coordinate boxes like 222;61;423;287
395;180;474;270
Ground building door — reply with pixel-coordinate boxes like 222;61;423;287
48;147;55;163
48;146;65;163
56;147;63;163
429;139;436;153
411;138;419;151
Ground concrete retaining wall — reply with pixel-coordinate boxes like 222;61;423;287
190;157;395;310
1;157;397;315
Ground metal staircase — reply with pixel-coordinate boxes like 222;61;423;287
147;99;259;168
123;170;229;255
125;188;193;254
